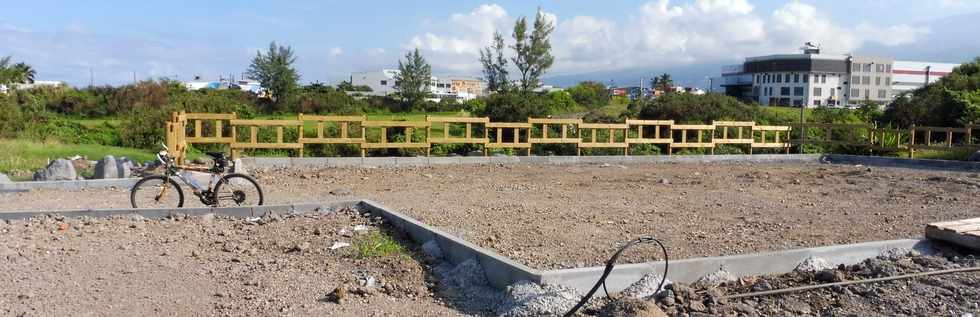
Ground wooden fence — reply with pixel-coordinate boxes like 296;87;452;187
164;112;978;160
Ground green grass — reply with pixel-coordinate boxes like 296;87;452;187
902;148;978;161
0;138;156;177
353;231;406;258
71;118;121;128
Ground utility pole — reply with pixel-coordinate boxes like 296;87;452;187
925;66;931;85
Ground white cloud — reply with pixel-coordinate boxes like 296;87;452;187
408;1;937;76
328;47;343;57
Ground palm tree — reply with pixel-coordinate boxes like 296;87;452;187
651;73;674;94
13;62;36;84
0;56;36;85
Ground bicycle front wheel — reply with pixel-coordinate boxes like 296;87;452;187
212;173;264;207
130;175;184;209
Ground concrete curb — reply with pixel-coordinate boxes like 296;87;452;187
357;200;542;289
242;154;823;168
0;200;361;221
823;154;980;172
541;239;934;293
0;178;138;192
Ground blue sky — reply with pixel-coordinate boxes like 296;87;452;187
2;0;978;86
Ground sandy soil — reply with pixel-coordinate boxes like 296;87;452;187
0;209;462;317
2;161;980;271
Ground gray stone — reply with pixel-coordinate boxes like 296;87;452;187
117;157;137;178
94;155;119;179
968;150;980;162
0;173;10;183
33;159;77;181
620;273;671;300
794;256;834;273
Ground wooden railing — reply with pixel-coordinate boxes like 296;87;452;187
164;112;978;159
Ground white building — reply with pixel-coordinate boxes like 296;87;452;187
349;70;485;101
720;43;961;108
891;61;960;97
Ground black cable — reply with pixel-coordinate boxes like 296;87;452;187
563;236;669;317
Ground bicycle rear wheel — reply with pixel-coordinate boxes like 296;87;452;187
130;175;184;208
212;173;264;207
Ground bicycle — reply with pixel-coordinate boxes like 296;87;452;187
130;144;264;208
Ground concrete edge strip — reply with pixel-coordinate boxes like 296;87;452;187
540;239;934;293
0;200;363;221
823;154;980;172
356;199;543;289
0;178;138;192
243;154;823;168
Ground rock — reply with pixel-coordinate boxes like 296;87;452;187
659;178;670;185
0;173;10;183
732;303;759;317
352;224;370;232
338;228;353;237
780;298;811;314
329;188;354;196
695;267;736;287
620;273;671;300
288;242;311;253
328;241;350;250
33;159;77;181
795;256;834;273
598;297;669;317
815;269;845;283
750;279;773;292
94;156;120;179
326;286;348;304
117;157;137;178
968;150;980;162
688;300;706;312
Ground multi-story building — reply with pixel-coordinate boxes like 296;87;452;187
349;70;485;101
719;44;961;108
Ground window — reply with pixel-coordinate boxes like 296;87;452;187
794;87;804;96
814;100;822;106
813;87;823;96
821;75;827;83
886;64;892;73
781;87;790;96
875;77;881;85
878;90;886;98
755;75;760;84
830;88;836;97
862;76;870;85
886;77;891;85
864;64;872;72
852;75;860;84
776;74;782;83
852;89;860;98
380;80;387;85
865;89;870;99
794;74;800;83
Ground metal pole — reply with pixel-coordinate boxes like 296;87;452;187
799;99;805;154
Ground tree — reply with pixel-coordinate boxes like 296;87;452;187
480;31;509;92
246;41;300;108
652;73;674;94
511;10;555;95
0;56;36;85
567;81;609;109
394;48;432;107
883;56;980;127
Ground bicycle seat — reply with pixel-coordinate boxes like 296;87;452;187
206;152;227;160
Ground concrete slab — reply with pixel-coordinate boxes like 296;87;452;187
823;154;980;172
0;201;357;220
540;239;933;293
361;157;397;167
395;157;429;167
429;157;463;165
0;178;138;192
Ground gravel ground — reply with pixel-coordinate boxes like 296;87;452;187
656;247;980;316
0;209;462;316
3;161;980;271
